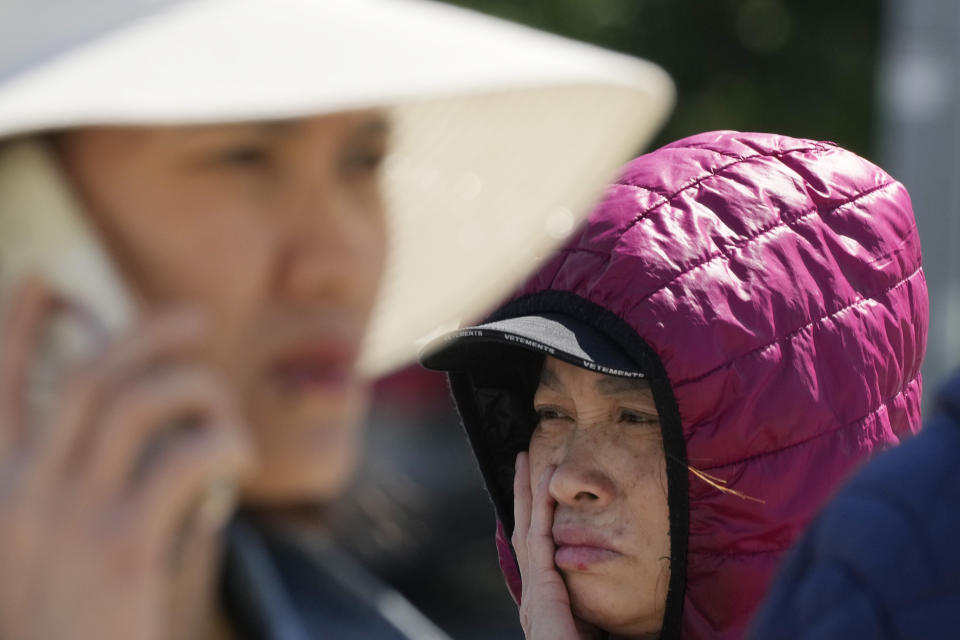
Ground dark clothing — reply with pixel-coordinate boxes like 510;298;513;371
749;370;960;640
222;516;449;640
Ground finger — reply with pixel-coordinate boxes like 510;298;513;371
131;419;254;553
526;464;557;571
512;451;532;564
24;309;203;490
82;366;245;500
0;278;57;449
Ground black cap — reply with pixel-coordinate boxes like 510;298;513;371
419;313;644;378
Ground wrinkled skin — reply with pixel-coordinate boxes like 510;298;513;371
0;112;389;640
513;356;670;639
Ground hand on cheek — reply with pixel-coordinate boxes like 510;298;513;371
512;452;602;640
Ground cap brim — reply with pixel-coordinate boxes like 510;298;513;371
421;314;644;379
0;0;674;376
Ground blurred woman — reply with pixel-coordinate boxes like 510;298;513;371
0;1;672;638
422;131;928;639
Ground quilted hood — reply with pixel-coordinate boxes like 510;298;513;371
435;131;927;639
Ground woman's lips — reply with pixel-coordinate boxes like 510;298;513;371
552;526;622;571
268;342;357;394
554;545;620;570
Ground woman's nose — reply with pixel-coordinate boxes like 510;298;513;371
274;229;353;304
547;439;616;509
272;184;383;305
277;233;352;302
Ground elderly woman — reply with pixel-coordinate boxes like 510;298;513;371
0;1;673;638
421;131;928;639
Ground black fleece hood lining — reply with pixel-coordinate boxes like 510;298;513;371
447;290;689;640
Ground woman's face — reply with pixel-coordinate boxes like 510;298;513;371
56;112;388;505
529;356;670;636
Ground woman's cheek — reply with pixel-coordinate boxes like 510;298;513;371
526;432;555;484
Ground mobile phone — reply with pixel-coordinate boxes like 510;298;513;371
0;138;134;416
0;138;133;330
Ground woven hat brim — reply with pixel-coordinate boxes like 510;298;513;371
0;0;674;375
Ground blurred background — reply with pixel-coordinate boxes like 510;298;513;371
336;1;956;637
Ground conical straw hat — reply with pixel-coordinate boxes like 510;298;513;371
0;0;674;375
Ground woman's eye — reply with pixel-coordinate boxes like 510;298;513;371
217;145;271;167
535;407;570;422
620;409;659;425
342;148;386;176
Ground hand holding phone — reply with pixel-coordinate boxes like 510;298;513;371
0;140;254;640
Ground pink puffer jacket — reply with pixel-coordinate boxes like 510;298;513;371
446;131;928;639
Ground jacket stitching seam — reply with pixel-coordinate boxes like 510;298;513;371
554;180;901;291
613;145;823;235
627;144;835;204
674;263;923;389
670;140;834;164
697;371;922;472
553;246;613;258
632;179;900;310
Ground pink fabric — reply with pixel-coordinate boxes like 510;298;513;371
495;520;522;605
493;132;927;639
